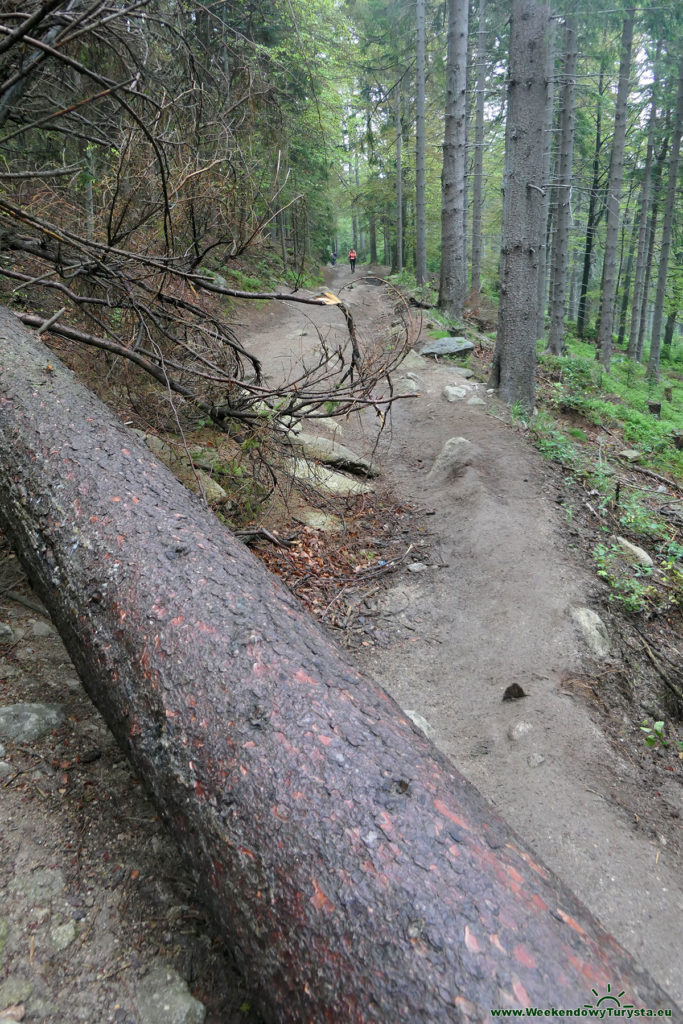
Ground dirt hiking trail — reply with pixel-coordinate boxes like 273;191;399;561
0;265;680;1023
240;264;682;1007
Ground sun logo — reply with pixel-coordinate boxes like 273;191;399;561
584;984;634;1010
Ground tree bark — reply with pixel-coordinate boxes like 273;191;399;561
489;0;548;411
647;52;683;379
627;51;659;359
470;0;487;306
577;57;606;339
636;128;670;360
415;0;427;285
546;15;578;356
439;0;469;316
596;10;634;370
0;310;677;1021
535;2;556;341
395;81;403;274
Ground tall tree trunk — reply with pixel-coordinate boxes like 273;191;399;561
535;2;556;341
2;313;675;1021
470;0;487;307
577;58;606;339
489;0;548;411
395;82;403;274
546;15;578;356
415;0;427;284
637;128;671;359
662;310;677;357
597;10;634;371
369;212;377;264
617;213;637;348
438;0;469;316
647;53;683;379
627;48;659;359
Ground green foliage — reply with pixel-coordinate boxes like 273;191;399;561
592;542;658;614
639;719;681;750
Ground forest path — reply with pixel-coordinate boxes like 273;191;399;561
240;264;683;1008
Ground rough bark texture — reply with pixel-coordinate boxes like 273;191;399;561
470;0;487;303
0;309;677;1023
395;82;403;274
546;16;578;356
647;53;683;379
415;0;427;285
627;54;659;359
439;0;469;317
596;10;634;370
489;0;548;411
535;1;556;341
576;58;605;339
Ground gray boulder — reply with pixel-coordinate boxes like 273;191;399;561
0;703;64;742
426;437;476;482
136;964;206;1024
421;337;475;358
570;607;610;657
284;432;379;477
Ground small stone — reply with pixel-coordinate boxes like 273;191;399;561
570;607;610;658
0;917;8;965
615;536;654;567
527;753;546;768
0;742;5;757
0;978;33;1008
469;739;493;757
0;763;12;779
467;396;486;407
507;721;533;742
50;920;78;952
397;349;427;370
0;704;64;743
426;437;476;482
404;710;436;739
0;624;13;642
30;620;54;638
395;376;420;395
9;868;65;903
502;684;526;701
443;385;467;402
136;964;206;1024
455;367;475;378
619;449;642;462
407;562;428;573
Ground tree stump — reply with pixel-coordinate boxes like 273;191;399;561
0;307;677;1022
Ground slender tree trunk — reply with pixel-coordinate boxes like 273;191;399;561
415;0;427;284
396;82;403;274
438;0;469;316
577;59;606;339
546;15;578;356
489;0;548;411
648;53;683;379
662;310;677;357
627;49;659;359
597;10;634;371
617;213;637;348
369;212;377;264
637;129;670;359
470;0;487;307
536;2;556;341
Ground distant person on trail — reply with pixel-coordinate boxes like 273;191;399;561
330;252;337;266
348;248;357;273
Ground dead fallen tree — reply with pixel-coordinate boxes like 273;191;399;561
0;307;676;1022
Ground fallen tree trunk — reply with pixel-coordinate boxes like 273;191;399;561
0;307;676;1022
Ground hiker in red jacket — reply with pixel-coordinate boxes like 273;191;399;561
348;248;357;273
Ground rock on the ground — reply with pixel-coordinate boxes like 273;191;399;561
527;753;546;768
135;964;206;1024
467;396;486;407
137;433;229;504
284;432;379;477
570;607;610;657
397;349;427;369
420;337;475;358
295;508;342;532
403;710;436;740
30;620;53;638
619;449;642;462
507;721;534;742
0;704;64;743
615;536;654;567
394;376;421;396
407;562;428;573
0;623;13;641
285;458;373;496
425;436;476;482
50;920;78;952
442;385;468;403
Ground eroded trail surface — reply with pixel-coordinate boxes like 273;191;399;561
240;265;683;1007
